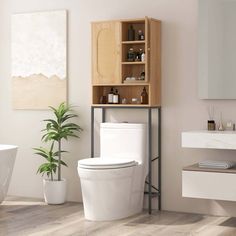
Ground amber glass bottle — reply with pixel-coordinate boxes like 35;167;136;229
141;87;148;104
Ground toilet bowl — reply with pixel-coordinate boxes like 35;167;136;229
78;123;147;221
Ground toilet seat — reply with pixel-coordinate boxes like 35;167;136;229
78;157;137;169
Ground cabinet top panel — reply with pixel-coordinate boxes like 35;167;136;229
91;17;161;24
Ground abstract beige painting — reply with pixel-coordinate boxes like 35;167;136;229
12;10;67;109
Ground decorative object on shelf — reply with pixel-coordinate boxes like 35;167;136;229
134;48;143;62
140;70;145;80
122;98;127;104
218;112;224;131
131;98;139;104
207;120;215;131
99;95;107;104
138;29;145;40
127;48;136;62
108;88;114;104
141;87;148;104
34;102;82;204
100;88;107;104
12;10;67;109
225;121;235;131
141;51;145;62
124;76;138;83
198;160;235;169
113;89;120;104
207;106;215;130
128;24;135;41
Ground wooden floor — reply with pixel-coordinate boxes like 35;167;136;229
1;196;236;236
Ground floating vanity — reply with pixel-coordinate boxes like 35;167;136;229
182;130;236;150
182;130;236;201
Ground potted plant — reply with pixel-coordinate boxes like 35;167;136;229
34;102;82;204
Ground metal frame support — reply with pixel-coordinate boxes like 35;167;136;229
90;106;161;213
158;108;161;210
148;108;152;214
91;107;94;158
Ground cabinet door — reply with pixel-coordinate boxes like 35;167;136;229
92;21;121;84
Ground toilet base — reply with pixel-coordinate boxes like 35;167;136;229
78;165;145;221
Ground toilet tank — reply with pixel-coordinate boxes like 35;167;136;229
100;123;146;164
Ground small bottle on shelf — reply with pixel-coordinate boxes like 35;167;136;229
138;30;145;40
108;87;114;104
128;25;135;41
141;51;145;62
99;88;107;104
141;87;148;104
113;89;120;104
135;48;143;61
140;70;145;80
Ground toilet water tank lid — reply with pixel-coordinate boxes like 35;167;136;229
100;122;146;129
78;158;137;169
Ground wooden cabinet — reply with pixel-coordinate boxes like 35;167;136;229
92;17;161;106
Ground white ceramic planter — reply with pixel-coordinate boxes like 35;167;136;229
43;178;67;204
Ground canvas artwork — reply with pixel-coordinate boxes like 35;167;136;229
11;10;67;109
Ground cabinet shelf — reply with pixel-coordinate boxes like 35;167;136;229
122;40;145;44
122;61;145;65
91;104;152;107
93;82;149;86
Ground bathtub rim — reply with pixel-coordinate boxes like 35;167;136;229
0;144;18;151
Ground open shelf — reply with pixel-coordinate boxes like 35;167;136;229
121;20;145;41
183;164;236;174
92;85;149;105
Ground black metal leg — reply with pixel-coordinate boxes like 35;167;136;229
148;108;152;214
91;107;94;158
158;108;161;210
102;108;106;123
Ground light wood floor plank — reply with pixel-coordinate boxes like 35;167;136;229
0;196;236;236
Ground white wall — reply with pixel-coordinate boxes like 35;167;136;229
2;0;236;216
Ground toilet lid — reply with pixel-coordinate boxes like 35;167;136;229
78;158;137;169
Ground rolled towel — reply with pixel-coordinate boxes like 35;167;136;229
198;160;235;169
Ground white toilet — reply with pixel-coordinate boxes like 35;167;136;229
77;122;147;221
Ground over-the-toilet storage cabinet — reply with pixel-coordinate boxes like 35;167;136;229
91;17;161;106
90;17;162;213
182;131;236;201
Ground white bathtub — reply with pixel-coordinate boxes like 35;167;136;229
0;145;17;203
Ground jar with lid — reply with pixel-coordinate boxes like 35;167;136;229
127;48;135;62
